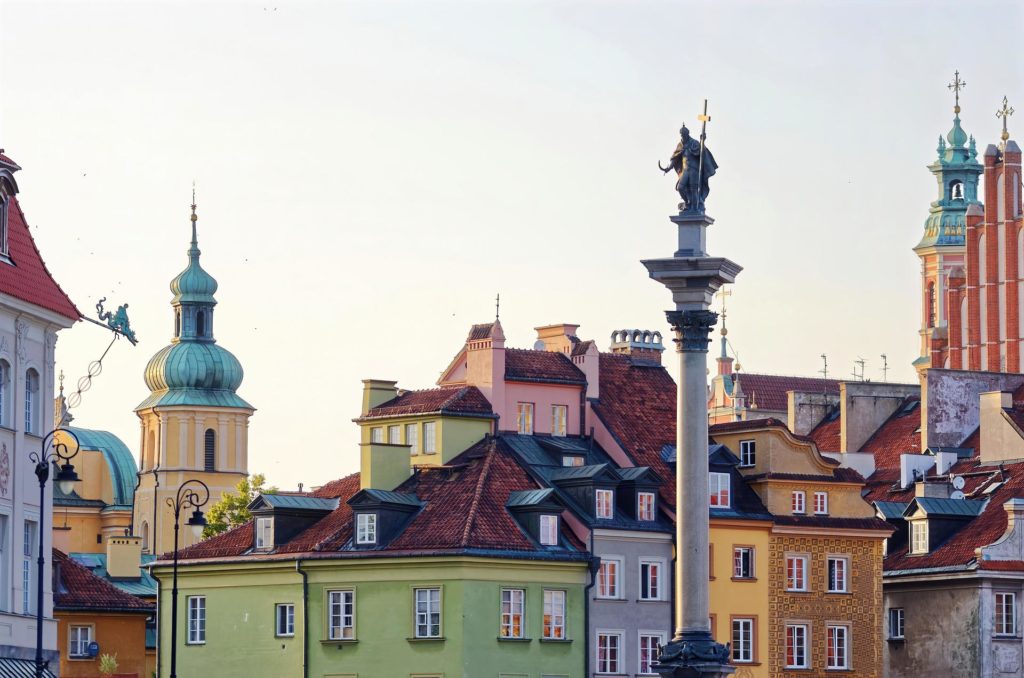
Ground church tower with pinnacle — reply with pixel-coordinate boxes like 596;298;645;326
132;201;254;555
914;72;983;375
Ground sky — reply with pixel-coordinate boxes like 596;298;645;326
1;0;1021;490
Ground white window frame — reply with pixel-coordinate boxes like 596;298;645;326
543;589;566;640
827;556;848;593
275;603;295;637
328;589;355;640
709;472;730;507
826;624;850;669
562;455;584;467
422;421;437;454
638;631;666;675
255;517;273;550
785;623;809;669
69;624;92;658
888;607;905;640
637;492;656;521
22;519;35;615
0;360;8;428
24;369;37;435
814;491;829;515
552;404;568;437
639;559;663;601
596;557;622;599
738;439;755;467
911;520;929;554
187;596;206;645
785;555;808;592
414;587;442;638
388;424;401;444
596;630;623;674
370;426;384;443
356;513;377;545
405;423;419;454
996;592;1018;637
732;617;754;663
500;588;525;639
791;490;806;514
595;489;614;519
732;546;754;579
539;514;559;546
517;403;534;435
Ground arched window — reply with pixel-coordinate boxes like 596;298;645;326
204;429;216;471
196;310;206;338
927;282;936;328
147;430;156;470
950;180;964;201
0;359;9;427
175;311;181;338
24;369;38;434
141;521;150;553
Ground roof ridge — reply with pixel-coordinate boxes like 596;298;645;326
460;439;497;548
7;197;82;321
858;394;920;453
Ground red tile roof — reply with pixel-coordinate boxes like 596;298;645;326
53;550;152;612
734;373;839;412
858;397;922;468
571;339;595;357
360;386;493;419
1;194;81;321
745;469;864;483
772;515;893;532
504;348;586;384
807;415;841;453
0;154;19;169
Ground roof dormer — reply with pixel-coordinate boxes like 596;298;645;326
346;489;424;549
507;488;570;548
549;464;620;521
902;496;985;555
615;466;662;521
247;494;340;552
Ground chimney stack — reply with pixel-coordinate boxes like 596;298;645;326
609;329;665;365
535;324;581;354
106;535;142;579
361;379;399;416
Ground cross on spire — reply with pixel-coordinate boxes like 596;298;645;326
715;287;731;334
997;96;1015;143
948;70;966;114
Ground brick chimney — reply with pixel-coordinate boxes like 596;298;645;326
609;329;665;365
107;535;142;579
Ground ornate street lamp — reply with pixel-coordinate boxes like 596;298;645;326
30;428;81;678
167;479;209;678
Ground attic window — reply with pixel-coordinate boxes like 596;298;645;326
562;455;584;467
595;489;614;519
910;520;928;554
539;514;559;546
255;517;273;550
709;473;730;508
356;513;377;545
638;492;656;521
0;183;9;258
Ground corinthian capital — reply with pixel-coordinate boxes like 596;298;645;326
666;309;718;352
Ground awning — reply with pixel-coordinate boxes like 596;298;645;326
0;658;56;677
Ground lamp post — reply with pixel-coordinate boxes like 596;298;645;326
30;428;81;678
167;479;209;678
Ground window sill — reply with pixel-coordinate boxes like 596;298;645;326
497;636;531;642
993;635;1023;640
595;597;627;603
68;656;94;662
825;669;855;672
539;637;572;643
406;636;445;642
275;634;296;639
185;642;206;646
635;599;667;603
733;661;762;666
784;589;811;594
731;577;757;582
320;638;357;645
826;590;852;595
886;637;905;643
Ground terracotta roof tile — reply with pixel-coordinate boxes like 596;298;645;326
53;550;152;612
745;469;865;483
504;348;586;384
733;373;839;412
859;396;922;468
772;515;893;532
361;386;493;419
807;415;841;453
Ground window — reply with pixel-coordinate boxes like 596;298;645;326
255;517;273;549
739;439;755;467
888;607;905;640
827;556;848;593
69;625;92;658
204;429;216;471
551;405;567;437
951;179;964;200
356;513;377;545
23;369;37;434
911;520;928;554
597;559;620;599
785;555;807;591
827;625;849;669
791;491;806;514
422;421;437;454
996;592;1017;636
562;455;584;467
500;589;525;639
414;588;441;638
187;596;206;644
733;547;754;579
22;520;35;614
370;427;384;443
388;425;401;444
785;624;808;669
276;603;295;637
141;521;150;553
543;590;565;639
597;632;622;673
640;560;662;600
517;403;534;435
595;489;614;519
814;491;829;515
0;359;8;427
0;190;8;256
175;311;181;338
539;514;559;546
405;423;419;454
639;632;665;674
0;514;7;611
709;472;730;507
732;618;754;663
637;492;655;521
196;310;207;337
328;590;355;640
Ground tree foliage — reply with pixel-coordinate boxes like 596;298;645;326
202;473;277;539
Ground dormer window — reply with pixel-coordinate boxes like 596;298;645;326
255;517;273;550
637;492;656;521
539;514;559;545
739;440;755;467
356;513;377;545
910;520;928;554
709;473;730;508
595;489;614;519
562;455;584;467
791;491;806;514
0;182;10;258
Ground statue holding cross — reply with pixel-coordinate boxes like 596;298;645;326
660;100;718;214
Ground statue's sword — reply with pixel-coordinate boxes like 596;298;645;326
696;98;710;206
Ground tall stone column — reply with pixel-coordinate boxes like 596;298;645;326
644;210;740;678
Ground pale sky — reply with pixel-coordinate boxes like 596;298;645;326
1;0;1021;490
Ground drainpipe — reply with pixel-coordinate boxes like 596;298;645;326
297;559;309;678
584;534;599;678
128;471;143;536
152;568;162;678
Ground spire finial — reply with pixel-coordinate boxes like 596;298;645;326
58;369;64;397
997;96;1015;143
189;182;200;257
948;70;966;115
715;287;731;336
495;293;500;321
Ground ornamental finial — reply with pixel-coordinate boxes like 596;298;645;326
997;96;1015;143
948;70;966;115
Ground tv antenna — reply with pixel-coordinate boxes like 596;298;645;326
852;357;866;382
881;354;889;382
819;354;829;380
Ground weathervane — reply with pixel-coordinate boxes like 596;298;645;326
495;293;500;321
997;96;1015;143
948;70;966;114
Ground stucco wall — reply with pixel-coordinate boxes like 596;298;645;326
884;579;980;678
58;610;149;677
